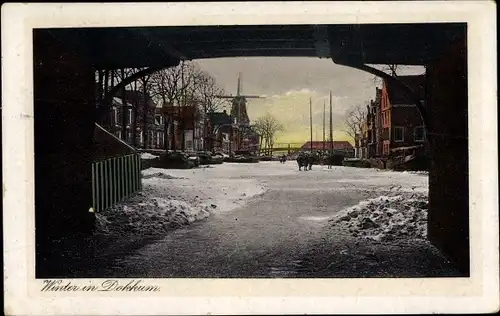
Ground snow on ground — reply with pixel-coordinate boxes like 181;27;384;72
95;194;212;236
96;164;269;236
140;152;158;160
96;160;429;240
329;192;428;242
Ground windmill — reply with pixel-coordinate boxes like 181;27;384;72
215;73;264;153
215;73;264;127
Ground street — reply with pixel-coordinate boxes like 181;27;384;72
93;162;460;278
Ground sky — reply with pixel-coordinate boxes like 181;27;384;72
195;57;424;145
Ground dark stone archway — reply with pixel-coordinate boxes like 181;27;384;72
425;37;469;274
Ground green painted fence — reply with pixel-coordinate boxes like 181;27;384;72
92;153;142;213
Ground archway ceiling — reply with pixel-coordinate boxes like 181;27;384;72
46;23;466;69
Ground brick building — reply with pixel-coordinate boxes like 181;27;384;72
160;102;204;151
207;110;237;153
107;90;164;149
379;74;426;156
365;88;383;157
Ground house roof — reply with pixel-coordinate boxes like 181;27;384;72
301;141;353;150
385;74;426;105
209;111;232;126
112;97;133;107
114;90;156;109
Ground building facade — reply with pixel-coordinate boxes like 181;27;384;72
370;75;426;157
106;90;166;149
208;110;237;153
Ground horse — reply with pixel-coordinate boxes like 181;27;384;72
296;153;309;171
307;152;319;170
325;153;344;169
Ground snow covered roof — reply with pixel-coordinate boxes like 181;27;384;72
112;97;133;107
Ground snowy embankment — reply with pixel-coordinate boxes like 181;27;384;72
329;192;428;242
140;152;158;160
323;167;429;242
96;165;268;236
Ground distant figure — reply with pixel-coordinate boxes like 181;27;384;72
296;153;308;171
307;152;317;170
325;153;343;169
307;153;314;170
326;154;333;169
280;154;287;164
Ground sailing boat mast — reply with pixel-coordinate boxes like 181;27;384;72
236;72;241;124
309;98;313;152
329;90;333;153
323;100;326;152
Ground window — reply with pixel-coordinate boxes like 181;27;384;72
127;132;132;143
414;126;425;142
140;131;144;145
155;115;161;125
116;131;122;139
393;126;404;142
157;132;161;147
113;107;118;125
127;109;132;126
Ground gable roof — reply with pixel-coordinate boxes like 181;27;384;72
114;90;157;109
301;141;353;150
209;111;232;126
385;74;426;105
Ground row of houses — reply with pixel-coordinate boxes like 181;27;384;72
355;74;427;159
299;141;355;157
100;90;256;153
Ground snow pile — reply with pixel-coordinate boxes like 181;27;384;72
329;193;428;241
96;167;269;236
402;170;429;175
140;152;158;160
142;171;184;180
95;193;212;236
142;169;268;213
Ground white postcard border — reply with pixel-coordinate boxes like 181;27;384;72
2;1;498;315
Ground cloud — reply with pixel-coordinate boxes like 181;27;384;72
244;89;358;144
195;57;425;144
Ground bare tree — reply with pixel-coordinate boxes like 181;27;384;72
193;70;229;113
149;62;199;150
372;64;401;85
343;105;367;143
254;113;284;156
136;68;154;149
150;62;196;106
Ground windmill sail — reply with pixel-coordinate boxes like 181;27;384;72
215;73;265;126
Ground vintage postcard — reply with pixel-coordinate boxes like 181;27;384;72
2;1;498;315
